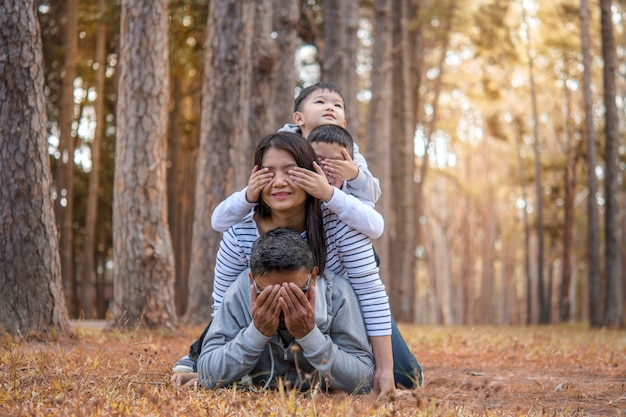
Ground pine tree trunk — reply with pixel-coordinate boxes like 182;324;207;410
522;4;547;324
185;0;256;324
55;0;79;318
80;0;107;319
320;0;359;128
580;0;602;327
513;116;532;324
248;0;278;167
559;77;577;323
600;0;623;327
0;0;72;336
431;218;453;324
388;0;418;323
480;200;496;325
111;0;177;330
366;0;393;285
460;159;475;325
273;0;299;126
167;74;200;317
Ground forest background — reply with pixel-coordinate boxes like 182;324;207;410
1;0;625;336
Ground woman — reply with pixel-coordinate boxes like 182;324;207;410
176;132;421;395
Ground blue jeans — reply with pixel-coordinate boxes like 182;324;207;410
391;317;423;388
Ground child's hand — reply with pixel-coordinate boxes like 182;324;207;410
319;148;359;183
245;165;273;203
288;163;334;202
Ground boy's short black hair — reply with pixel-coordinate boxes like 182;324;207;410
308;124;354;159
293;82;345;113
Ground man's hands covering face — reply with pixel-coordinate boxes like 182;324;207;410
279;282;315;339
251;282;316;339
251;284;282;337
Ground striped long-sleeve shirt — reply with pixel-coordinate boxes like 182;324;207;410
212;209;392;337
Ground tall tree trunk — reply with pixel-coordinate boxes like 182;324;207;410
320;0;359;128
168;76;185;316
111;0;177;330
80;0;107;319
247;0;279;166
366;0;393;285
580;0;602;327
0;0;72;336
600;0;622;327
522;4;547;324
431;212;453;324
95;243;110;318
513;116;532;324
559;74;578;323
273;0;300;126
480;196;497;325
55;0;79;318
459;157;476;325
389;0;419;322
185;0;255;324
167;73;200;317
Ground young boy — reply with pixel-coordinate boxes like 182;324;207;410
282;82;380;204
210;82;382;237
308;124;360;191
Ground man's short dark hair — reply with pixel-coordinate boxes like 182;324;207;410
308;124;354;159
249;228;314;276
293;82;345;113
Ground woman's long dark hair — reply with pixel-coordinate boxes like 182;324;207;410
253;132;326;272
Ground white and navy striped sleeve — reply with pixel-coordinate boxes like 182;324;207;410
322;209;391;336
212;217;259;313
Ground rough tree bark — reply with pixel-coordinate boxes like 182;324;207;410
0;0;72;336
110;0;178;330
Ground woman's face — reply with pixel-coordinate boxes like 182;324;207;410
260;147;308;213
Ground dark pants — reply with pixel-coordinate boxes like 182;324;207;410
391;317;423;388
189;316;423;387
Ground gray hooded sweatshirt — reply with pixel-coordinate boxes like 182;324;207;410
197;270;374;394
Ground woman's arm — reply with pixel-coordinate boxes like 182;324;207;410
370;335;395;398
324;213;394;396
211;219;257;312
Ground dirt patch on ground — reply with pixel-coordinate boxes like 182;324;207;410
1;322;624;416
405;325;626;415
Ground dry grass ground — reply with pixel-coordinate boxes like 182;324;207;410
1;321;624;416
